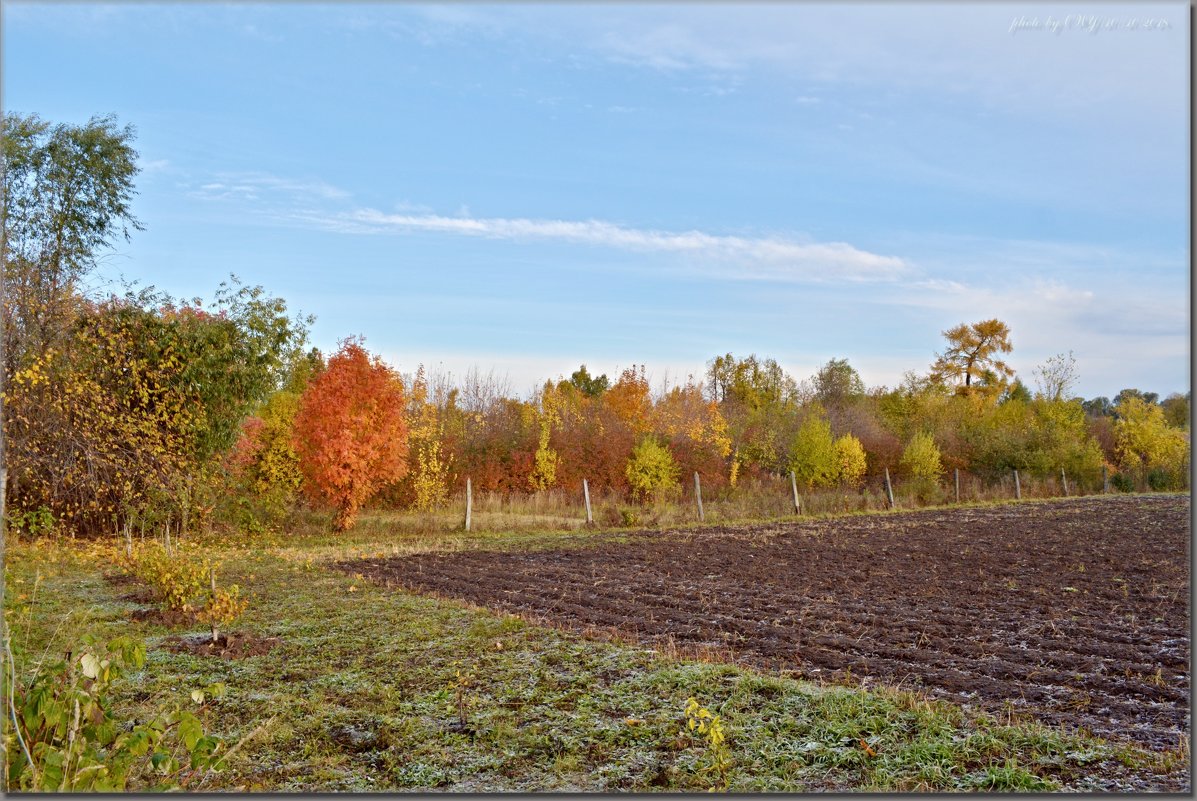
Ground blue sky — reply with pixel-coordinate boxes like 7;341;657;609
3;2;1189;398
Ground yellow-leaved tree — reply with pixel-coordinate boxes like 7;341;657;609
1114;396;1189;490
835;433;868;487
930;319;1014;400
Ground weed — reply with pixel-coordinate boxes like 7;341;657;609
683;697;733;790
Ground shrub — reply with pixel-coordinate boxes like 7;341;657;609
834;433;867;487
1109;472;1135;493
900;431;944;480
9;506;58;538
123;544;210;612
2;634;228;791
1146;469;1175;492
625;437;681;503
196;578;248;644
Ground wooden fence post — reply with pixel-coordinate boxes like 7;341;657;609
884;467;896;509
694;472;704;522
583;479;593;525
1060;468;1069;496
790;470;801;515
209;567;219;644
954;468;960;504
1103;465;1110;493
1013;469;1021;500
464;477;472;532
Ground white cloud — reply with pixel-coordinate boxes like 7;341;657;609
305;208;910;284
190;171;349;204
893;274;1188;396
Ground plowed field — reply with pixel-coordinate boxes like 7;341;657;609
343;495;1190;751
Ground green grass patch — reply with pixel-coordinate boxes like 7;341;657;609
3;534;1184;791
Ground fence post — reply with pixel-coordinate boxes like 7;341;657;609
884;467;896;509
464;477;472;532
124;519;132;557
1060;468;1069;496
954;468;960;504
1013;469;1021;500
790;470;801;515
694;472;704;522
583;478;593;525
1103;465;1109;493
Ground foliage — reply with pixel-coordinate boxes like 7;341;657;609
834;433;868;487
225;347;322;530
930;319;1014;397
122;543;211;611
789;411;838;489
813;358;865;408
4;281;307;537
900;432;944;481
625;437;681;503
1002;379;1032;405
568;364;609;397
2;113;142;368
2;633;228;791
8;506;58;538
404;367;455;509
707;353;798;474
605;366;653;435
163;278;311;467
683;697;733;791
964;398;1104;481
1161;393;1190;430
1113;397;1189;489
293;339;409;530
4;300;194;535
195;578;248;644
528;381;562;492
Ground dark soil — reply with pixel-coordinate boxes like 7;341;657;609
162;631;281;659
342;495;1190;753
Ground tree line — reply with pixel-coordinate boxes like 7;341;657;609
2;114;1189;535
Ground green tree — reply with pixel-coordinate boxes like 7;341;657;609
707;353;798;473
2;113;142;369
1002;379;1033;405
1114;388;1159;407
567;364;609;397
930;319;1014;395
788;410;838;489
1082;396;1113;417
813;358;865;408
1161;392;1190;430
900;431;944;481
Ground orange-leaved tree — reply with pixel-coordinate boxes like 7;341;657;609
292;339;408;530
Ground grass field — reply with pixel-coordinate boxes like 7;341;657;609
2;495;1189;791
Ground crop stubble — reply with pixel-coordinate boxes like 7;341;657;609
344;495;1189;750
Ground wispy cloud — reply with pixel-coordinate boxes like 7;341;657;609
300;207;910;283
188;171;350;203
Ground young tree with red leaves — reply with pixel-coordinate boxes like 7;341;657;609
293;339;408;530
